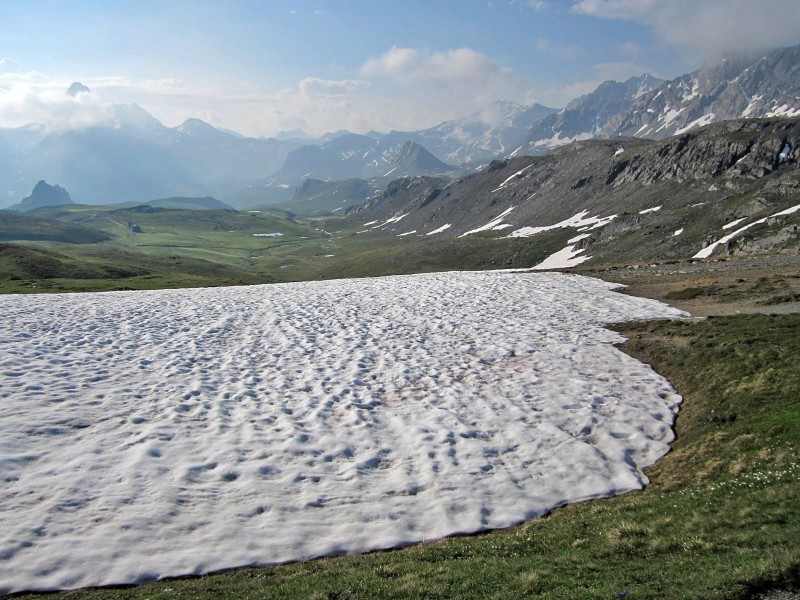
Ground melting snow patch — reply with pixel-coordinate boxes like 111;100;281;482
675;112;715;135
693;203;800;259
673;228;684;237
507;210;617;238
766;104;800;118
531;246;592;270
490;165;533;193
773;203;800;217
253;232;284;238
639;206;662;215
722;218;747;230
371;214;409;229
614;147;625;156
459;206;515;237
426;224;452;236
397;230;417;237
0;272;685;593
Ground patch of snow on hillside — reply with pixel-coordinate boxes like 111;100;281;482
397;230;416;237
490;165;533;193
426;224;452;235
742;95;764;118
568;233;592;244
531;246;591;270
673;228;684;237
722;218;747;230
675;112;715;135
0;273;686;593
656;107;685;132
507;210;617;238
639;206;662;215
693;202;800;259
531;130;592;150
765;104;800;118
371;214;409;229
459;206;515;237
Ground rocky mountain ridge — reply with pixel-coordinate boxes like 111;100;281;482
349;117;800;266
524;45;800;155
523;74;664;152
6;180;74;212
2;44;798;211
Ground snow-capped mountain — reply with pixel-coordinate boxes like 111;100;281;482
383;141;452;178
521;74;664;153
601;44;800;140
396;101;559;164
350;115;800;264
2;44;799;209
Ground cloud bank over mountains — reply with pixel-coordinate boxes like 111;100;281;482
1;1;799;138
572;0;800;57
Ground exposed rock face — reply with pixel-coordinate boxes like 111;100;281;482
602;45;800;140
523;75;664;152
9;181;74;212
352;117;800;263
520;44;800;156
290;178;375;215
386;142;452;177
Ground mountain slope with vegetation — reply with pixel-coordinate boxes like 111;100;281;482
349;116;800;266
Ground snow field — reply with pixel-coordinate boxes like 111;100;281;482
0;271;685;593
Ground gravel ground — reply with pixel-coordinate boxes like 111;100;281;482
574;254;800;317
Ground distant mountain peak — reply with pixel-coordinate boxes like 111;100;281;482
175;118;232;141
386;141;451;176
8;180;74;212
66;82;91;97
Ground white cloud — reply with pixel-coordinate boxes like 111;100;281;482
572;0;800;56
356;46;526;127
535;37;585;60
592;61;662;81
0;57;21;72
0;46;530;138
298;77;368;96
525;79;603;108
360;46;514;89
527;0;550;10
0;74;113;130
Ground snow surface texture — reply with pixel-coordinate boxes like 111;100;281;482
0;272;686;593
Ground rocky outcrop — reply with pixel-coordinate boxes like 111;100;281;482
523;75;664;152
602;45;800;140
8;181;74;212
386;142;452;177
290;178;375;215
350;117;800;263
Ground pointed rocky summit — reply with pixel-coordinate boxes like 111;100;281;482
8;181;74;212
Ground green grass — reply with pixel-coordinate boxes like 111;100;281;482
0;208;571;292
14;314;800;599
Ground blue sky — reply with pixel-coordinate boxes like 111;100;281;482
2;0;799;137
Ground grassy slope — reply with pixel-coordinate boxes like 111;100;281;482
0;207;333;292
0;208;570;293
13;314;799;600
